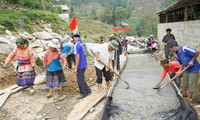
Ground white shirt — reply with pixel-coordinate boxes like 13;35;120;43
91;43;112;71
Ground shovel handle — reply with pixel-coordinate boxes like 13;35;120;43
90;49;130;89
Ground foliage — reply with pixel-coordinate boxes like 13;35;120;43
1;0;187;38
51;6;62;14
0;10;67;34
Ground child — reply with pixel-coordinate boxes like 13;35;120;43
43;39;67;98
153;59;181;89
167;40;200;102
4;37;36;94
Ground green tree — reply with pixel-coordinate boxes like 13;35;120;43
114;7;129;26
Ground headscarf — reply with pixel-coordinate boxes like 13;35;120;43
16;38;29;48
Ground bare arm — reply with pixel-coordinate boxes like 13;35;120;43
190;50;200;63
74;54;80;74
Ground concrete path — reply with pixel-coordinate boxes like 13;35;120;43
110;54;180;120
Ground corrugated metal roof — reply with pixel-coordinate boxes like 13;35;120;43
155;0;200;15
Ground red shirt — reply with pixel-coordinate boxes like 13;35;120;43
161;61;180;79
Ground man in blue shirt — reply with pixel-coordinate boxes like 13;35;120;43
73;30;91;99
167;40;200;102
61;39;75;69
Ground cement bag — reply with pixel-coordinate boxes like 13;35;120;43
34;73;46;85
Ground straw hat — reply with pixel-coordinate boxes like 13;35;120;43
48;39;60;49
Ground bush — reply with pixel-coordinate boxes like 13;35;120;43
51;6;62;14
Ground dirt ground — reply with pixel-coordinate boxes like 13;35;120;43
0;56;100;120
0;53;16;89
1;51;200;119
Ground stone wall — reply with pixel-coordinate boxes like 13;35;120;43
158;20;200;48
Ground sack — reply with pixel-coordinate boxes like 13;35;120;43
34;73;46;85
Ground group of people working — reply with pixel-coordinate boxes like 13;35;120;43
154;28;200;103
4;30;123;99
5;27;199;102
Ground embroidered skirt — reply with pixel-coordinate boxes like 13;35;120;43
16;71;35;86
46;69;66;87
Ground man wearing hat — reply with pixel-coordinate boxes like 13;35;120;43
72;30;91;99
153;59;181;89
167;40;200;102
109;34;122;71
162;28;176;59
90;40;119;93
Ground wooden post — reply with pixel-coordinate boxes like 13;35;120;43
166;13;168;23
184;6;189;21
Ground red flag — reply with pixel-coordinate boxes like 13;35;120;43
68;16;77;31
112;27;131;31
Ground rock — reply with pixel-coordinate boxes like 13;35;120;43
19;32;34;40
44;116;50;119
27;110;30;113
45;28;52;33
33;31;53;40
89;107;95;113
5;30;12;35
36;114;42;119
63;35;72;42
0;36;14;54
89;78;93;81
51;32;62;41
56;106;61;110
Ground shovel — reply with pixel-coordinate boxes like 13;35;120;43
157;66;189;93
90;49;130;89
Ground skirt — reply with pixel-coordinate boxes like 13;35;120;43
16;71;35;86
46;69;66;87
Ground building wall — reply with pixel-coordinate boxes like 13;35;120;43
59;13;69;22
158;20;200;48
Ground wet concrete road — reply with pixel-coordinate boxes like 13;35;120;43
110;54;180;120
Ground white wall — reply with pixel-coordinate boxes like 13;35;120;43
158;20;200;48
59;13;69;22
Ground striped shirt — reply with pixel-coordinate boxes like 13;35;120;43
43;49;67;71
5;47;35;72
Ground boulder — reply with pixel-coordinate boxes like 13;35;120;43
33;31;53;40
0;36;15;54
51;32;62;41
19;32;34;40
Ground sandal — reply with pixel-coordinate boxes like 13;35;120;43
153;84;160;89
46;94;53;98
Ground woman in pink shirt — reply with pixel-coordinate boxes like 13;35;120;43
5;37;36;94
153;59;181;89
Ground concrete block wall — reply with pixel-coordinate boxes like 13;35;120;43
158;20;200;49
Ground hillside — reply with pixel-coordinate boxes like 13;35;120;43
0;1;115;39
0;0;179;37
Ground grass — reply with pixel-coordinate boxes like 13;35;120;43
0;9;123;42
0;9;68;35
75;16;124;42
